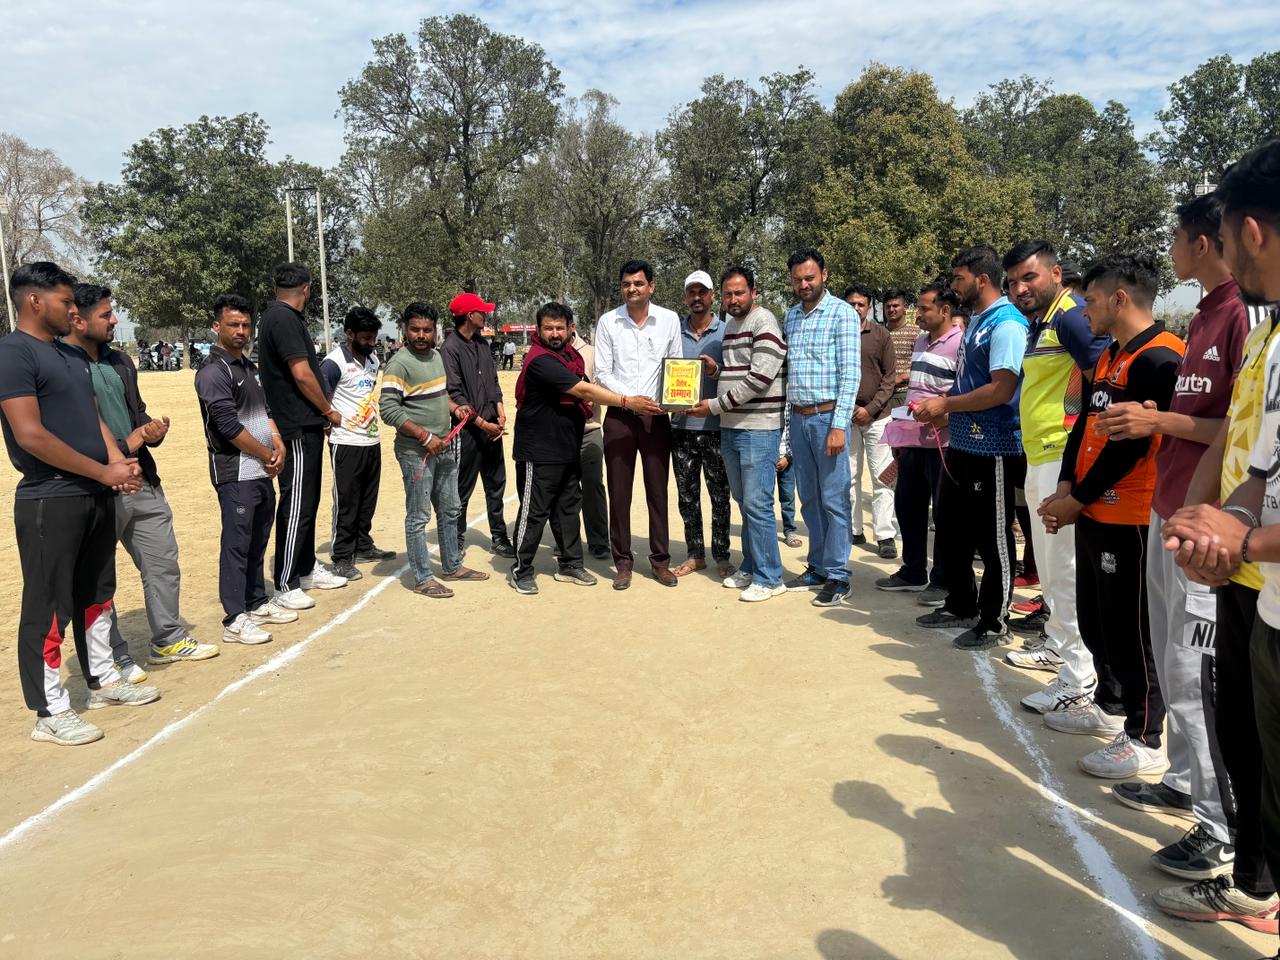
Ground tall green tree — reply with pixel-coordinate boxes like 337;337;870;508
339;14;563;290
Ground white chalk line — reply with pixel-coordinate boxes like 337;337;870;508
0;494;518;853
971;655;1163;960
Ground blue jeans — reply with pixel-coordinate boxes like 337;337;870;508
788;410;852;583
396;448;462;584
777;462;796;535
721;427;783;588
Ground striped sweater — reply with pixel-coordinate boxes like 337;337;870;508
379;347;451;457
707;304;787;430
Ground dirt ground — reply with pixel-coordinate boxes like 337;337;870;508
0;370;1271;959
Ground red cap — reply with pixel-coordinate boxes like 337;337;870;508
448;292;495;316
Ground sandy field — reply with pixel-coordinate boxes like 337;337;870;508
0;370;1270;959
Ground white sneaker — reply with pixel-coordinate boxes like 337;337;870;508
31;709;103;746
223;613;272;645
1079;732;1167;779
300;564;347;590
1021;676;1097;715
273;588;316;610
1005;646;1065;672
114;655;148;684
1043;702;1126;737
249;599;300;624
86;681;162;710
740;582;786;602
722;570;752;589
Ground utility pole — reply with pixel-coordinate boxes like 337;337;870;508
285;191;295;262
0;197;14;333
284;186;331;354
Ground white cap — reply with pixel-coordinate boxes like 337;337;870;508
683;270;714;291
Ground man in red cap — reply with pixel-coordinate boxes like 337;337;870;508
442;292;514;558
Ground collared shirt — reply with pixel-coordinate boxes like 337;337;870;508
593;302;682;400
440;327;503;420
571;333;602;434
857;321;896;420
194;345;273;485
783;290;861;425
61;342;133;448
671;314;725;431
320;344;381;447
948;296;1028;457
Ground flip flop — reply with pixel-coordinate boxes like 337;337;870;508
441;566;490;582
672;558;706;577
716;561;737;578
414;578;454;598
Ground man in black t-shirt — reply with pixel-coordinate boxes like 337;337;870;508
507;303;660;594
255;262;347;610
0;262;159;746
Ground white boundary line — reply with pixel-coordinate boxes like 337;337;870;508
0;493;517;852
971;655;1163;960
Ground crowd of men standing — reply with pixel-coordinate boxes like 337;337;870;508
4;136;1280;956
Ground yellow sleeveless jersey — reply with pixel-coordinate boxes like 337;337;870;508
1020;289;1091;466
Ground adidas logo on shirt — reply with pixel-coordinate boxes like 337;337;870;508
1202;345;1221;362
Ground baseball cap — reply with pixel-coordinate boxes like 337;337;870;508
448;292;496;315
683;270;714;291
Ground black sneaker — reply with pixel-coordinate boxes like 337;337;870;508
1008;606;1050;635
492;537;516;558
506;569;539;595
553;566;597;587
917;585;948;607
952;624;1011;650
916;610;978;629
877;539;898;559
1153;824;1235;880
354;545;396;562
812;580;849;606
785;566;827;592
1112;781;1196;822
875;573;926;592
851;534;867;546
588;544;612;560
331;560;363;582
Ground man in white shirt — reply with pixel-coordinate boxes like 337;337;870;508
594;259;682;590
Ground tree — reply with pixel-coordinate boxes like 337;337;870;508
817;65;1034;294
82;114;354;339
1150;52;1280;196
339;14;563;290
0;132;89;268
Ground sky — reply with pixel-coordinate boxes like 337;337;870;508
8;0;1279;186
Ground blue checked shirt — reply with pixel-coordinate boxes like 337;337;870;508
783;290;861;426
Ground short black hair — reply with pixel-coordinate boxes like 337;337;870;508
951;244;1003;288
721;266;755;289
401;301;438;327
344;306;381;334
9;261;77;305
274;262;311;290
619;259;654;283
536;302;574;328
881;287;909;304
787;248;825;272
918;280;960;314
1217;139;1280;232
1175;193;1225;254
1081;254;1159;309
1002;239;1056;271
213;293;252;320
1058;259;1083;288
73;282;112;312
842;283;872;302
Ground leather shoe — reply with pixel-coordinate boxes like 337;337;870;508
612;567;633;591
651;565;678;587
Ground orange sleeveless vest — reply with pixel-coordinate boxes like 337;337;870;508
1076;328;1185;524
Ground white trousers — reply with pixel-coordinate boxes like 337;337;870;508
1147;512;1229;842
1025;461;1095;689
849;415;898;542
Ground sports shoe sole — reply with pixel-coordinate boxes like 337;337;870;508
1151;857;1235;882
741;586;787;602
223;631;273;645
1004;652;1065;673
1155;901;1279;933
811;593;848;607
247;612;299;626
300;580;346;590
553;571;597;586
86;687;162;710
1043;716;1126;738
917;616;979;630
876;581;926;592
786;582;825;593
1079;757;1168;780
31;726;103;746
1111;790;1197;823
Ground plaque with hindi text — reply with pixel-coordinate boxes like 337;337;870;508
659;357;702;410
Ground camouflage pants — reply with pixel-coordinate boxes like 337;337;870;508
671;428;731;562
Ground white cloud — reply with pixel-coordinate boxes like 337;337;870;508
5;0;1278;183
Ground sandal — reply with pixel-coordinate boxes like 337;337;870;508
784;535;802;548
440;566;490;582
672;558;706;577
413;578;454;598
716;560;737;578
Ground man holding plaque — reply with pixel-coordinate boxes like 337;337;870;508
670;270;733;579
594;259;683;590
686;267;788;601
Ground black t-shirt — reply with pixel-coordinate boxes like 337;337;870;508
256;300;324;435
0;331;108;498
513;355;586;464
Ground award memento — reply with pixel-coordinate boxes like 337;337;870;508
660;357;703;409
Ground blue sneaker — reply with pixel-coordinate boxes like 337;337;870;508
785;566;827;592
